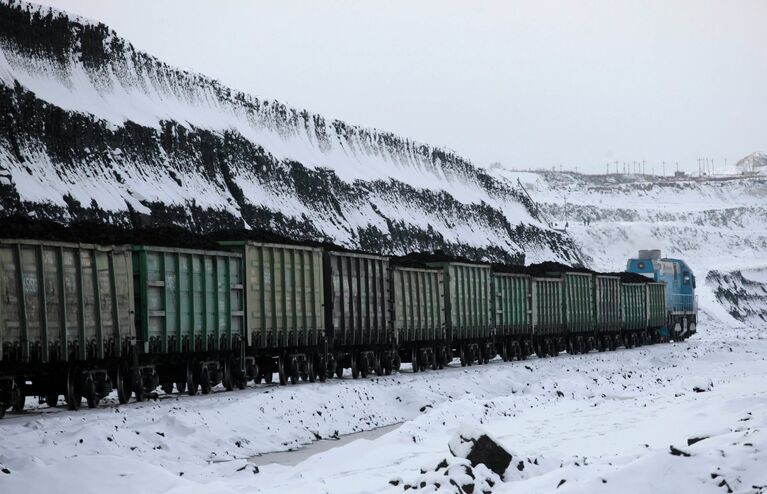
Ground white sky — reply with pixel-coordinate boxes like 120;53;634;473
36;0;767;174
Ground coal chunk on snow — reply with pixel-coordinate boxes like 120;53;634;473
669;445;691;457
393;456;499;494
448;425;512;477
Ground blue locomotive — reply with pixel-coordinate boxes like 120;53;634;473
626;249;697;341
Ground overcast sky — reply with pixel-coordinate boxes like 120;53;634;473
37;0;767;174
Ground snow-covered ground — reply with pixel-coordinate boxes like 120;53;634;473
1;309;765;494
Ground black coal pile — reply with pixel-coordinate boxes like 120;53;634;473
0;215;221;250
208;228;374;256
0;216;390;255
602;271;655;283
391;250;488;268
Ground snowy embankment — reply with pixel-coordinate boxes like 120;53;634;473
494;170;767;327
1;313;765;494
0;0;577;264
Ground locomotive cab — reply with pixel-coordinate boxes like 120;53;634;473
626;249;697;340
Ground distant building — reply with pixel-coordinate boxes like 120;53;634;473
674;171;687;178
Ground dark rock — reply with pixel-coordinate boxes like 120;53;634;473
557;479;567;488
669;445;691;457
449;426;512;477
687;436;708;446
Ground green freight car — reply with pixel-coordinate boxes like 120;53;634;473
530;276;563;357
492;271;532;361
130;245;244;400
647;282;667;335
594;275;621;350
218;240;325;385
620;280;666;346
426;261;493;366
390;264;447;372
0;239;134;415
620;282;647;340
324;250;393;378
561;272;596;353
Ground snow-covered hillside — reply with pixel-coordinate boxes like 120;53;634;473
490;169;767;326
0;0;578;264
735;152;767;175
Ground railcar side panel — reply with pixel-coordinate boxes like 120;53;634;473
0;240;135;365
218;241;324;349
324;251;390;347
620;283;647;331
531;277;563;336
594;275;621;333
391;266;445;344
492;273;531;337
132;246;243;354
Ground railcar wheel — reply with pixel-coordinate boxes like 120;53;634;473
308;356;317;383
411;347;419;373
134;380;146;402
361;353;370;378
351;352;359;379
117;364;131;405
175;382;187;394
374;353;383;376
223;355;235;391
66;367;82;411
289;357;300;384
199;365;212;394
161;382;174;395
84;375;98;409
45;393;58;408
264;368;274;384
278;356;288;385
11;379;25;413
335;364;344;379
430;348;438;371
186;360;199;396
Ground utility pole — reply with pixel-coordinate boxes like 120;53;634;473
662;161;666;177
614;160;619;174
606;163;609;175
642;159;646;176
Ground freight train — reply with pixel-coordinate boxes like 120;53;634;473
0;237;697;417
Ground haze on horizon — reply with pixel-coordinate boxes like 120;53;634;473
35;0;767;174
